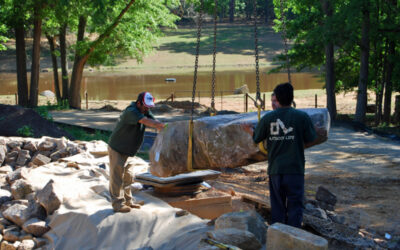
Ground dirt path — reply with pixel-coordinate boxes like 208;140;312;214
306;125;400;235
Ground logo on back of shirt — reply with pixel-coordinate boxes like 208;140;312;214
270;119;294;141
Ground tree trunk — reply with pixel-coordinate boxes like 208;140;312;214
375;40;387;126
14;24;28;107
60;23;69;101
265;0;271;23
383;41;395;124
354;7;370;123
394;95;400;125
69;0;136;109
28;4;43;108
325;43;337;121
69;16;87;109
321;0;337;120
229;0;234;23
46;34;61;102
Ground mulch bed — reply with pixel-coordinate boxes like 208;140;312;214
0;104;73;139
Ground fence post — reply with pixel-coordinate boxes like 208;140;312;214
220;91;223;110
315;94;317;108
245;93;248;113
85;91;88;110
15;93;18;105
198;91;200;103
171;93;174;102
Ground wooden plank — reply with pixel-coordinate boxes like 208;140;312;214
166;194;232;220
181;203;232;220
241;194;271;208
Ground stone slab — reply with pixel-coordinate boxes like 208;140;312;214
267;223;328;250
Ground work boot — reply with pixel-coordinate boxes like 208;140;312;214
113;204;131;213
125;200;143;209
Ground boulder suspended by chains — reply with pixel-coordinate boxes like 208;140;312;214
149;108;330;177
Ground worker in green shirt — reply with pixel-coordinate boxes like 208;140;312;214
108;92;165;213
243;83;321;228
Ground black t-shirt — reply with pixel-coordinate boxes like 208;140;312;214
253;107;316;174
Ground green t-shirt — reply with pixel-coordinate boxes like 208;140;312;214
108;102;155;156
253;107;316;175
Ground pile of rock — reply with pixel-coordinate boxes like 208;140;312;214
303;186;382;249
0;137;82;170
0;136;84;250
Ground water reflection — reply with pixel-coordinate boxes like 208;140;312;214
0;68;323;100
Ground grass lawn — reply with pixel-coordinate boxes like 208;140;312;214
105;24;286;74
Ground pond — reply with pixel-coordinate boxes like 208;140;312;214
0;68;323;100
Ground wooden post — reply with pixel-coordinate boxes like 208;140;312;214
85;91;88;110
220;91;223;110
245;93;248;113
315;94;317;108
15;93;18;105
198;91;200;103
171;93;174;102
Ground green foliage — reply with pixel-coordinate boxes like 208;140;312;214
34;101;70;121
34;106;53;121
85;0;180;66
0;24;8;51
17;125;34;137
59;124;111;143
271;0;400;95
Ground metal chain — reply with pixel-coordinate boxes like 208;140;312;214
279;0;292;84
211;0;217;112
253;0;261;103
191;0;204;119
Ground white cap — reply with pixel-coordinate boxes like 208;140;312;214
143;92;155;108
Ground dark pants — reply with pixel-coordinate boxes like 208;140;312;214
269;174;304;228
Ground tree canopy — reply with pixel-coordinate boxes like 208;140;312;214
272;0;400;124
0;0;180;108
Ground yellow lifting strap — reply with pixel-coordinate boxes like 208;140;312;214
187;119;194;172
210;109;216;116
257;105;268;155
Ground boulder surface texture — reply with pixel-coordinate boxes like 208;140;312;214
150;108;330;177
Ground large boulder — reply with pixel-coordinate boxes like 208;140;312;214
150;109;330;177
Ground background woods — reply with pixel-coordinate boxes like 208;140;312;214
0;0;399;126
